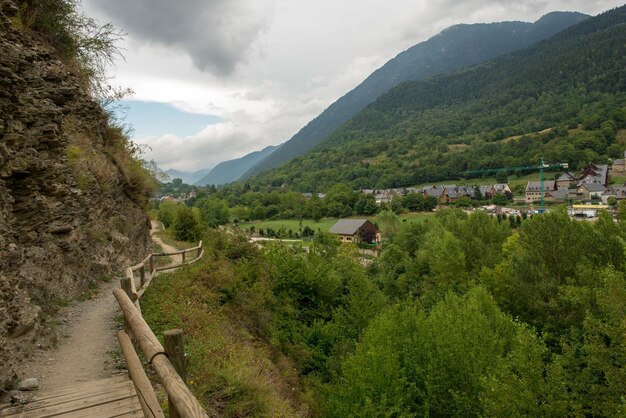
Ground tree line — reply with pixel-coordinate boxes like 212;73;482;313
146;207;626;416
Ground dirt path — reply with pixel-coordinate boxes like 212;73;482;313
150;220;183;266
16;222;180;393
17;279;122;392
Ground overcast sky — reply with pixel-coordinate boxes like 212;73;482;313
83;0;624;172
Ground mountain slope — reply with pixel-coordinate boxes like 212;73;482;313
248;5;626;191
242;11;588;178
196;145;277;186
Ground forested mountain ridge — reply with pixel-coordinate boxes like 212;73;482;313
195;145;277;186
241;11;588;179
249;5;626;191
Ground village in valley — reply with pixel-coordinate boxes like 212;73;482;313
354;158;624;219
157;158;626;251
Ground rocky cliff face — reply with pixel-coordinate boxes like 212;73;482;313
0;3;151;384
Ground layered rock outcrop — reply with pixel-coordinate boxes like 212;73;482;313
0;2;151;384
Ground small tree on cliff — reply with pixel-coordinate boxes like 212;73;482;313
17;0;130;105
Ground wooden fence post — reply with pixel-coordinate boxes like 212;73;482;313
181;251;186;264
149;255;155;275
140;265;146;287
197;242;202;258
120;277;133;334
121;277;133;302
164;329;186;418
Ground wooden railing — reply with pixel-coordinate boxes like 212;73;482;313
114;242;208;418
126;241;203;301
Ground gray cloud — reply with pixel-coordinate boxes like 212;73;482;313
90;0;274;76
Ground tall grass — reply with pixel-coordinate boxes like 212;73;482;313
140;234;307;417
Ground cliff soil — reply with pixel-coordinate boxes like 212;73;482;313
0;2;152;387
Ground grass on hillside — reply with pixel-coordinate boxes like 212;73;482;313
411;171;561;190
152;242;173;267
609;174;626;185
140;249;307;417
615;129;626;147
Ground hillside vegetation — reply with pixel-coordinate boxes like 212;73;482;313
249;6;626;191
142;208;626;416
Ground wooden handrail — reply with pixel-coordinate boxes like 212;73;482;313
117;330;165;418
126;241;202;303
113;289;209;418
115;240;206;417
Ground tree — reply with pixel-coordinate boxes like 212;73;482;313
172;205;201;242
453;211;511;274
482;267;626;417
455;196;473;207
552;267;626;417
196;197;230;227
481;210;625;344
356;226;376;244
325;287;527;417
495;171;508;183
375;211;400;242
492;193;508;206
157;200;177;228
312;231;341;256
417;229;467;299
607;196;617;207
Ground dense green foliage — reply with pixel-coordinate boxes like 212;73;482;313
145;207;626;416
248;7;626;191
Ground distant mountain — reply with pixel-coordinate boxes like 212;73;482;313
249;5;626;191
165;168;211;185
242;11;589;179
195;145;278;186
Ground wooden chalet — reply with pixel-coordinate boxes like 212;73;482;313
328;219;381;244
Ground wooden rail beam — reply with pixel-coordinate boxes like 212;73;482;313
117;330;165;418
113;288;208;418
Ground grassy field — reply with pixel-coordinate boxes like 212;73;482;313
239;212;434;234
609;174;626;185
397;212;434;223
239;218;335;234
